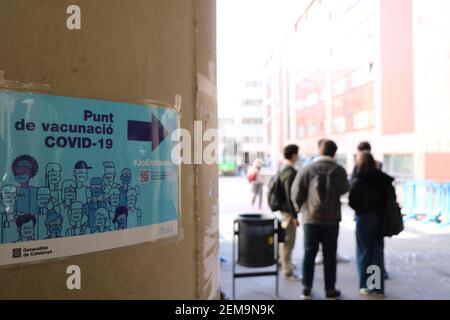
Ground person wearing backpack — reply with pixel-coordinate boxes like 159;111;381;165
349;152;396;298
267;145;299;278
351;141;390;280
291;140;349;300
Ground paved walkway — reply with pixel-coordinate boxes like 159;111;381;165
219;176;450;300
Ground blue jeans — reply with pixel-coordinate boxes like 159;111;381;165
302;224;339;291
356;211;385;294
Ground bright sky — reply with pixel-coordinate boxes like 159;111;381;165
217;0;309;116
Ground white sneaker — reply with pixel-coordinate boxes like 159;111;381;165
315;254;324;265
359;288;371;296
300;288;312;300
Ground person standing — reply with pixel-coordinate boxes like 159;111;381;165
351;141;389;280
349;152;393;298
276;145;299;278
292;140;349;300
248;159;264;209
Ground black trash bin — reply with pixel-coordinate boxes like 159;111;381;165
236;214;276;268
232;213;279;299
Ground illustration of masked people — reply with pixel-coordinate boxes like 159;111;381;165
82;177;107;234
58;180;77;225
113;206;128;231
102;161;119;197
119;168;134;206
73;161;91;204
44;209;63;239
126;188;141;228
65;202;88;237
15;213;36;242
36;187;52;240
108;187;120;222
93;208;111;233
45;163;62;205
12;155;39;216
0;185;19;244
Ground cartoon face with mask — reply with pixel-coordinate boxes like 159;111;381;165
114;206;128;230
120;169;132;185
62;181;77;202
16;214;36;241
103;162;116;186
94;208;109;230
69;202;83;225
73;161;92;184
1;185;18;208
15;166;31;184
46;163;62;186
126;189;138;209
37;187;51;209
109;188;120;208
12;156;38;186
90;177;103;199
45;210;63;237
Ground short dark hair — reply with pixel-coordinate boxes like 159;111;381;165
357;141;372;152
16;214;36;229
284;144;299;160
114;206;128;218
320;140;338;157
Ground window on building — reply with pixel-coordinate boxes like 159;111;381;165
352;110;375;129
333;116;346;133
243;99;263;106
242;118;263;125
243;136;264;144
307;123;317;136
335;154;348;168
296;99;306;110
351;64;373;88
246;81;263;88
332;78;347;96
219;118;234;126
306;92;319;108
298;127;305;138
383;154;414;179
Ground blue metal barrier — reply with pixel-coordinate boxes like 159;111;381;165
421;182;443;224
440;183;450;228
402;181;417;221
402;180;449;224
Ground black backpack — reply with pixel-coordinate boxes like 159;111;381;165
381;184;404;237
267;167;293;212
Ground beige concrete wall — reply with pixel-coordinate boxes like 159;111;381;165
0;0;218;299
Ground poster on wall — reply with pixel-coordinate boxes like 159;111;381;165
0;90;179;266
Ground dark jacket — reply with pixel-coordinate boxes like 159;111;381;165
349;170;394;215
291;156;349;225
279;164;298;218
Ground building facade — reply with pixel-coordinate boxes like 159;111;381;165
265;0;450;181
219;79;266;173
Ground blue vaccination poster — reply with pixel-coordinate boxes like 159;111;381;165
0;89;179;266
